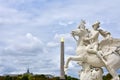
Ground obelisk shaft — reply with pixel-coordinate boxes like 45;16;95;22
60;37;65;80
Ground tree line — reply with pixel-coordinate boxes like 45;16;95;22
0;73;119;80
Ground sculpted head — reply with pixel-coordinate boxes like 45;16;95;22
92;21;100;30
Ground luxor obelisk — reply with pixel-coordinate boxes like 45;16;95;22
60;37;65;80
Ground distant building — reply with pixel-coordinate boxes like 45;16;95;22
24;68;33;75
27;68;30;74
3;68;33;77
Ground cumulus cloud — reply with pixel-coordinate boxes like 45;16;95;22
54;33;74;41
3;33;44;56
0;33;48;74
58;21;74;26
65;46;75;55
47;42;59;48
0;5;30;25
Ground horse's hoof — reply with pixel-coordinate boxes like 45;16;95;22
64;68;68;74
64;65;68;68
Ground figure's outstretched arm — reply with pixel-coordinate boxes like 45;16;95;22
99;29;111;39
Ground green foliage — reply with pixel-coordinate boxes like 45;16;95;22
32;74;49;80
16;76;22;80
65;75;79;80
5;75;12;80
1;73;120;80
51;77;60;80
21;74;32;80
103;73;113;80
0;76;5;80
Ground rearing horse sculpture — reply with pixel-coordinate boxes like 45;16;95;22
64;27;120;80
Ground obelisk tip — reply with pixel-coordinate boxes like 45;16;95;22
61;37;64;42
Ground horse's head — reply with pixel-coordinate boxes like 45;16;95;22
71;28;88;38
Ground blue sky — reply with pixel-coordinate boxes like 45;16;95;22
0;0;120;78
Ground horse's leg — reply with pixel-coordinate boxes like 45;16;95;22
64;56;82;68
106;65;120;80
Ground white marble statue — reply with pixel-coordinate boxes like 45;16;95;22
91;68;103;80
79;68;92;80
77;19;86;30
78;62;93;80
78;62;103;80
64;21;120;80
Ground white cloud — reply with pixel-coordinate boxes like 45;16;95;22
47;42;59;48
3;33;44;56
54;33;73;41
0;32;62;75
58;21;74;26
66;46;74;52
0;5;31;25
26;33;43;44
58;22;68;26
0;33;45;70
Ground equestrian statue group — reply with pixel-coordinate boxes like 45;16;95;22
64;20;120;80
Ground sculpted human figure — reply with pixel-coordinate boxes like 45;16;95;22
84;21;100;54
83;21;111;60
83;21;113;66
